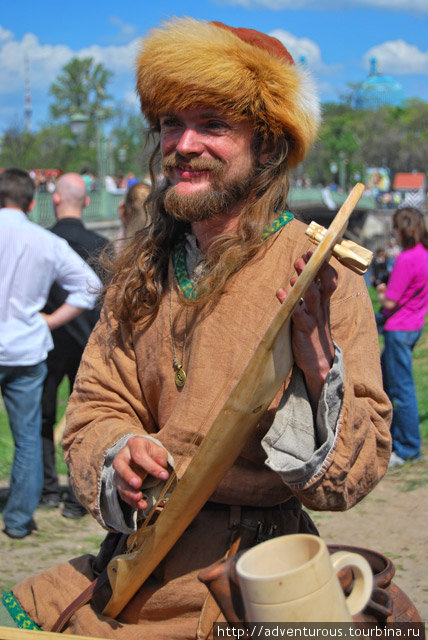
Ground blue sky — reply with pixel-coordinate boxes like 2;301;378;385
1;0;427;131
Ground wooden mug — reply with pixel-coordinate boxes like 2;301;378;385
236;534;373;623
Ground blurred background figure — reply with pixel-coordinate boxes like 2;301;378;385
125;171;139;189
115;181;150;253
40;172;109;518
371;247;389;287
80;168;93;193
377;207;428;467
386;236;401;272
0;168;101;538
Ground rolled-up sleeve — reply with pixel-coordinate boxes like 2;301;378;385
54;239;102;310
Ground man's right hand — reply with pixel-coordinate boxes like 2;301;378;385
112;436;169;510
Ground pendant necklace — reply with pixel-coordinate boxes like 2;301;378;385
169;271;189;388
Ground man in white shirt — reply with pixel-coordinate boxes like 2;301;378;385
0;168;102;539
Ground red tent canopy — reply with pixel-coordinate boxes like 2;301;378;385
393;173;425;190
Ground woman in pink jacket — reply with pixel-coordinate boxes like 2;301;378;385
377;207;428;466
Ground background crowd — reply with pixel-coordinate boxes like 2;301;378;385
0;168;149;538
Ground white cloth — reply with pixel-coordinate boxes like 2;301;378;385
0;208;102;366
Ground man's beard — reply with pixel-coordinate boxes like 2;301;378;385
161;153;255;223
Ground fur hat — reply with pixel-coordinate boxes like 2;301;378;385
136;17;320;167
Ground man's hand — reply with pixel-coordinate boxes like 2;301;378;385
112;436;170;510
40;303;84;331
276;252;337;409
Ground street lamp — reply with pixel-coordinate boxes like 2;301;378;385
69;109;113;217
339;151;347;191
70;112;89;137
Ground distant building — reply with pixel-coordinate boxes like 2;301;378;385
354;58;404;110
393;172;426;208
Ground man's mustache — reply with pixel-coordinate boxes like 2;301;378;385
162;154;224;175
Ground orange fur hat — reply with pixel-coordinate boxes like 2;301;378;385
136;17;320;168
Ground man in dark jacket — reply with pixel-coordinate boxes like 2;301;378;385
40;172;109;518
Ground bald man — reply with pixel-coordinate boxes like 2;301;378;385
40;173;109;518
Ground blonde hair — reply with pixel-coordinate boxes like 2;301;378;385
120;182;150;245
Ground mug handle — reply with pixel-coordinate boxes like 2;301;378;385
330;551;374;616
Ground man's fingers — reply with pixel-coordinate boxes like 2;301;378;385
112;437;171;511
113;472;147;510
316;260;338;299
129;441;169;481
276;288;287;303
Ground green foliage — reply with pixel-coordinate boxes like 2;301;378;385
49;57;114;124
0;126;42;170
301;100;428;186
110;106;156;178
2;59;427;184
0;379;70;482
0;57;158;176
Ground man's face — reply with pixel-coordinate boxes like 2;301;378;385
159;107;256;221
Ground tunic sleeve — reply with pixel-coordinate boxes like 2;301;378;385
288;274;392;511
62;303;157;528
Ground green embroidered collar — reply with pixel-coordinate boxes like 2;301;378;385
2;591;41;630
172;210;294;299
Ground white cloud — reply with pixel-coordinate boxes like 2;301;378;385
0;26;142;127
0;33;72;94
219;0;428;11
79;40;140;71
107;16;138;44
0;30;140;93
269;29;340;75
0;26;13;42
364;40;428;75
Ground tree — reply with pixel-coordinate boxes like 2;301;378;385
47;57;115;174
110;106;156;179
300;100;428;188
0;125;41;170
49;57;114;123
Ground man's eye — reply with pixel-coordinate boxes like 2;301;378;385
160;118;180;129
206;120;227;130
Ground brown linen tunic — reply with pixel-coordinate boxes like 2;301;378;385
13;218;392;638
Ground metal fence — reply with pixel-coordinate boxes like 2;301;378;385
29;186;384;230
29;190;124;228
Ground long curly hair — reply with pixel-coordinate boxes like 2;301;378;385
105;131;290;325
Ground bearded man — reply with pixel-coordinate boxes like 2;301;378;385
3;17;391;640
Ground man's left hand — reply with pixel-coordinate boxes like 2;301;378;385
276;252;337;409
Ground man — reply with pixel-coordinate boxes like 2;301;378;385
0;168;102;540
40;172;109;518
5;19;391;637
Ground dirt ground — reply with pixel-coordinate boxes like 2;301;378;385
1;445;427;625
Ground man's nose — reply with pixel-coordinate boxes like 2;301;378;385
175;128;204;156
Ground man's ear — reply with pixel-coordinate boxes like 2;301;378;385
52;192;61;207
27;199;36;213
259;138;276;165
84;195;90;208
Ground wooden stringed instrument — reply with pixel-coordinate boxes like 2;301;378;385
99;183;371;618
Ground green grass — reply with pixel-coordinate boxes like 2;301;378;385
0;294;427;480
368;284;428;439
413;327;428;439
0;378;69;482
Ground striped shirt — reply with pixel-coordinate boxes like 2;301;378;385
0;208;102;366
